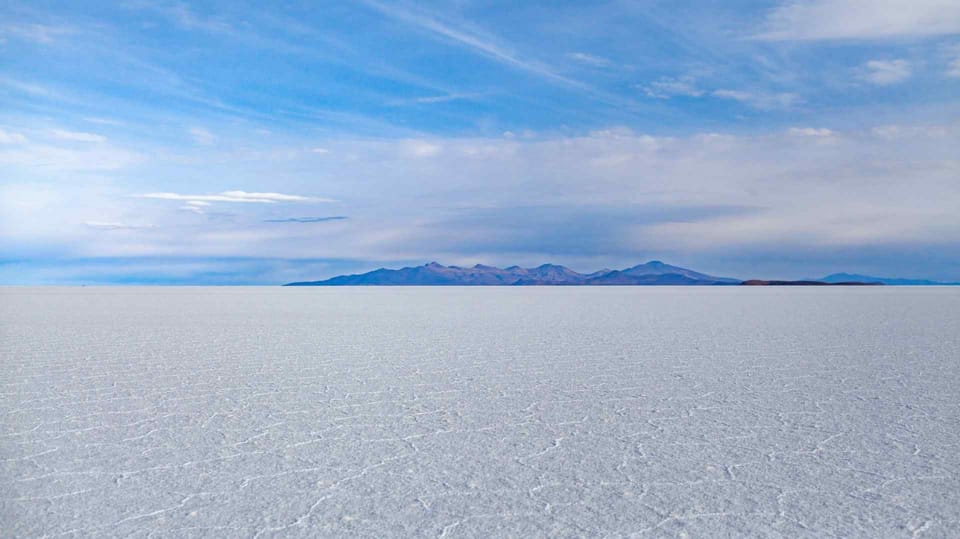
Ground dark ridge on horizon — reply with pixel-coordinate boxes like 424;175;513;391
818;273;960;286
741;280;881;286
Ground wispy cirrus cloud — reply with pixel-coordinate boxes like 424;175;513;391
754;0;960;41
949;58;960;78
0;23;73;44
863;59;912;85
712;89;801;110
0;141;140;170
50;129;107;142
357;0;646;113
263;216;348;223
82;117;125;126
642;77;705;99
359;0;574;86
566;52;612;68
128;1;235;35
0;129;28;144
189;127;216;145
945;45;960;78
641;80;799;110
137;191;332;204
387;92;485;106
136;191;332;216
0;77;63;99
84;221;155;231
788;127;834;137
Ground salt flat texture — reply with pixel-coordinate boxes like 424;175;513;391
2;287;959;538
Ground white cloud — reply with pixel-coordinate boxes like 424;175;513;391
0;143;139;171
189;127;216;145
361;0;572;86
642;77;704;99
137;191;332;204
134;2;234;35
0;23;72;44
948;58;960;78
863;59;912;85
567;52;612;68
404;140;442;157
50;129;106;142
83;117;125;126
0;77;59;98
788;127;834;137
386;93;485;106
84;221;155;231
947;46;960;78
0;128;28;144
412;93;482;104
357;0;639;112
642;80;800;110
872;125;901;139
871;124;952;139
712;89;801;110
755;0;960;41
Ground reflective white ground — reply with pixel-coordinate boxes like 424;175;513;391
2;287;959;537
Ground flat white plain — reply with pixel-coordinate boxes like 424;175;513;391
1;287;959;537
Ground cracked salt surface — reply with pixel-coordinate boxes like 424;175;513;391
1;287;959;538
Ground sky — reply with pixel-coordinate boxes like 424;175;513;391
1;0;959;284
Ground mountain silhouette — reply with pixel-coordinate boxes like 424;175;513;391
285;261;741;286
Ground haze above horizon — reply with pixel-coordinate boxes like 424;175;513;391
2;0;959;284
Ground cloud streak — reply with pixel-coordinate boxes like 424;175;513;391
863;59;912;85
388;93;486;106
360;0;574;86
567;52;612;68
0;129;28;144
357;0;652;114
137;191;332;204
945;45;960;78
263;216;348;223
642;77;705;99
788;127;834;137
189;127;216;145
712;89;801;110
50;129;106;142
0;23;73;44
84;221;155;231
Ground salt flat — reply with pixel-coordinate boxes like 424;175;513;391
1;287;959;538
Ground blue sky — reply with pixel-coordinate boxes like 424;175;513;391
2;0;959;284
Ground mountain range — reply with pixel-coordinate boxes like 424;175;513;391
287;261;742;286
818;273;960;286
285;261;958;287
